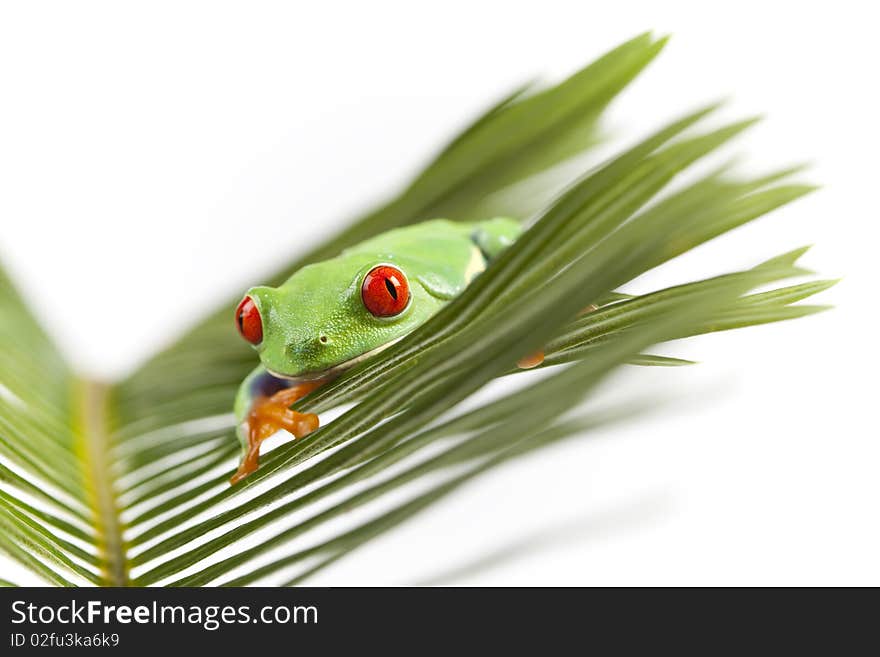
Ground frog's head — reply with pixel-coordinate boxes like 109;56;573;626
234;253;443;380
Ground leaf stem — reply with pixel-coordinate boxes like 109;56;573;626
75;380;128;585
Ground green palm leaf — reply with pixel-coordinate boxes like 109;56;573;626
0;33;833;586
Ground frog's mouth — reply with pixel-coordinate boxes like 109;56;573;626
265;337;404;382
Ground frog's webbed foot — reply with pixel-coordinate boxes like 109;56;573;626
516;303;599;370
231;368;325;485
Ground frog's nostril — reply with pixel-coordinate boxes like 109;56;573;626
319;335;329;345
235;296;263;345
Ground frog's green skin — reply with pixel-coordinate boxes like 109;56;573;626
234;217;521;451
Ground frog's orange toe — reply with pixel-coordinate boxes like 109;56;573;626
517;350;545;369
230;380;326;485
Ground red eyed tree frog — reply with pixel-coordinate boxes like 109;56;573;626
231;218;526;484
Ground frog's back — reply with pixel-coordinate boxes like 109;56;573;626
468;217;520;260
344;217;519;261
341;217;520;300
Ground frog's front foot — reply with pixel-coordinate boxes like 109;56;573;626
231;369;326;485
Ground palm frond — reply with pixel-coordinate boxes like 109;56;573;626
0;34;832;586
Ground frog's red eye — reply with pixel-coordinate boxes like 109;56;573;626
235;295;263;345
362;265;410;317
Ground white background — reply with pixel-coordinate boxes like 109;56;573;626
1;1;877;585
